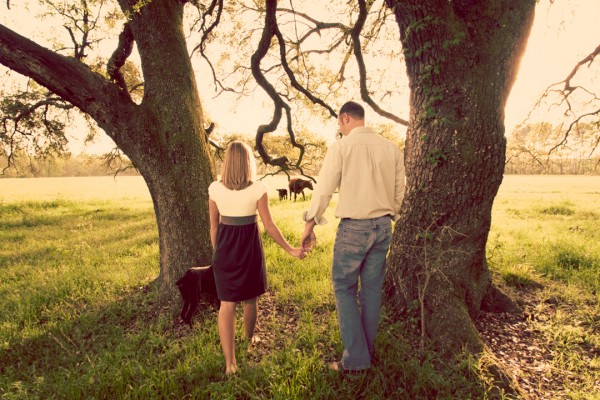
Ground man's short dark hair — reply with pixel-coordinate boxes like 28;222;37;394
339;101;365;120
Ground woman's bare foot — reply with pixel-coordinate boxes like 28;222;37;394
246;335;261;347
225;364;238;375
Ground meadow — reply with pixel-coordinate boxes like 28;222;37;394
0;175;598;399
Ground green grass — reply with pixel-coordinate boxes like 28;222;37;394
488;176;600;398
1;175;599;399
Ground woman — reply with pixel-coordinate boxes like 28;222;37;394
208;141;304;375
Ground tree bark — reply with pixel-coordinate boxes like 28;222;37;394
117;0;215;304
0;0;215;306
384;0;535;356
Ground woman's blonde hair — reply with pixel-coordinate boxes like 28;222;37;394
221;140;256;190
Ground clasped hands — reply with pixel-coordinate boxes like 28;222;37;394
288;233;315;260
289;222;317;260
300;220;317;254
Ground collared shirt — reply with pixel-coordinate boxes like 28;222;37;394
303;126;405;225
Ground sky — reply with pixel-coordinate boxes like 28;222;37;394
504;0;600;131
2;0;599;154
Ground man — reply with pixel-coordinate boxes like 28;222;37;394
301;101;405;373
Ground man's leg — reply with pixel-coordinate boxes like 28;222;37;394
359;217;392;358
332;219;371;370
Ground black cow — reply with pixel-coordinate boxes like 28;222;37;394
276;188;288;201
288;178;314;202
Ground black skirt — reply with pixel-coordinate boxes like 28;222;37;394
212;215;267;302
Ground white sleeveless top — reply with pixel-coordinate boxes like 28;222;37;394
208;181;268;217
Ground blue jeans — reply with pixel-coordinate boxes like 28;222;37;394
332;216;393;370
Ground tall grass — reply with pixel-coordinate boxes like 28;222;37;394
1;175;599;398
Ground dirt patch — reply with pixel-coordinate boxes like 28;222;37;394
476;287;598;399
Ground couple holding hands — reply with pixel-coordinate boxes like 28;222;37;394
208;101;405;375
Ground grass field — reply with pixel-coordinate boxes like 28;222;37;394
0;175;598;399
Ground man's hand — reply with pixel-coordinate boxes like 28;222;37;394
301;221;317;252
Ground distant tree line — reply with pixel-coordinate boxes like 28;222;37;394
5;122;597;177
0;131;327;178
505;122;600;175
0;151;139;178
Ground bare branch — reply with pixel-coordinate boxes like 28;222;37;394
209;139;224;153
1;91;74;171
588;134;600;159
194;0;223;55
352;0;408;126
190;0;242;95
517;146;546;167
107;22;134;98
272;19;337;118
64;25;81;59
3;97;72;125
79;0;91;60
548;108;600;155
102;147;137;178
47;0;100;61
278;6;347;47
561;43;600;95
250;0;305;176
530;43;600;156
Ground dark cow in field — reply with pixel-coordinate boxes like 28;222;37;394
288;178;314;202
276;188;288;201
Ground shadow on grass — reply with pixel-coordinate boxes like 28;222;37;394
0;281;506;399
1;200;501;399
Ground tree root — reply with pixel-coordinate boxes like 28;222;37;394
481;284;522;314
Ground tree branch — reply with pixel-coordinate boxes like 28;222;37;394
107;22;134;98
531;43;600;157
193;0;223;56
1;91;74;171
190;0;242;96
3;97;72;125
548;108;600;155
47;0;99;61
250;0;305;176
102;147;137;177
272;15;337;118
560;43;600;96
0;24;136;138
352;0;408;126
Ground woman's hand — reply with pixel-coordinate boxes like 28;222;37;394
288;247;306;260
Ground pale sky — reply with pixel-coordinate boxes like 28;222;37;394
505;0;600;131
2;0;599;154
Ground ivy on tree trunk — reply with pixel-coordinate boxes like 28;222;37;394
384;0;535;357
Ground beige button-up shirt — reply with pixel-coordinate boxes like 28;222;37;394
303;126;405;225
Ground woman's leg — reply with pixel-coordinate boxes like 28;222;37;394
242;297;258;341
218;301;237;374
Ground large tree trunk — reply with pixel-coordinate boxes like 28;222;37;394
0;0;216;306
384;0;535;356
113;0;215;305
